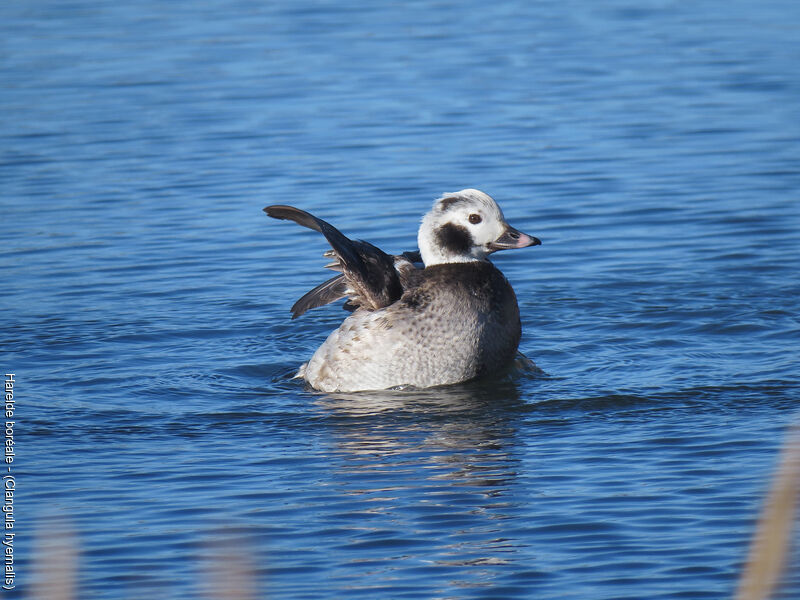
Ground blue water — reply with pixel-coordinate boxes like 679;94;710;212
3;1;800;598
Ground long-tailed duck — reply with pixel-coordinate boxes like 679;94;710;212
264;189;540;392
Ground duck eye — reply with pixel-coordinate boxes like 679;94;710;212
468;213;482;225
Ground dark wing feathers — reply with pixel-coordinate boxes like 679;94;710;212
264;205;409;316
400;250;423;264
264;205;365;274
290;274;348;319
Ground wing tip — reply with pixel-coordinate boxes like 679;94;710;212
263;205;296;219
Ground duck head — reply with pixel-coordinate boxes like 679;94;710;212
417;189;541;266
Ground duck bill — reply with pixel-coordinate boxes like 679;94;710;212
488;225;541;252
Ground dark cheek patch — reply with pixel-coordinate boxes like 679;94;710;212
435;223;473;255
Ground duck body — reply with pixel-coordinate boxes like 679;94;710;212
302;261;521;392
265;189;540;393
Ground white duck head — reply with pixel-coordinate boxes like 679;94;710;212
417;189;540;266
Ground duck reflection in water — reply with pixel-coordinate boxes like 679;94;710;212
311;364;543;573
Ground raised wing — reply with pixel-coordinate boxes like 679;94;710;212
290;273;350;319
265;205;411;318
287;250;423;318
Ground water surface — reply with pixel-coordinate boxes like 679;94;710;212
2;1;800;598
